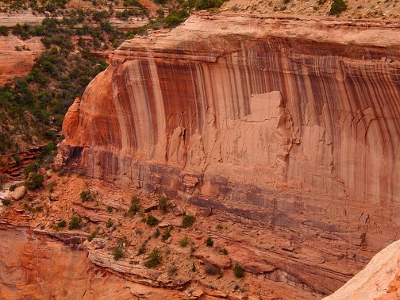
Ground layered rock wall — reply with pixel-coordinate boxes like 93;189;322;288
59;13;400;293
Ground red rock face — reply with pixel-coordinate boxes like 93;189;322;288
60;14;400;294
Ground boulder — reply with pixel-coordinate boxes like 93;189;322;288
11;186;27;200
46;170;53;178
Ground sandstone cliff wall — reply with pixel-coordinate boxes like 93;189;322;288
59;13;400;294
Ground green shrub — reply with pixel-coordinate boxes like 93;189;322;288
158;196;169;212
164;15;185;28
195;0;227;10
205;263;219;275
206;236;213;247
118;235;130;246
0;26;9;36
168;265;178;276
156;8;164;18
106;218;114;228
47;181;56;193
24;173;44;190
80;190;92;202
92;10;109;22
2;199;11;206
113;246;124;260
145;247;162;268
23;203;31;211
153;228;160;238
217;267;223;278
233;263;244;278
9;184;17;192
222;248;228;255
138;244;146;254
58;220;66;227
192;263;196;272
123;0;145;8
38;141;56;161
68;215;82;230
146;214;158;226
163;8;189;28
24;162;39;176
161;226;172;242
329;0;347;15
106;206;113;213
116;9;133;20
182;214;195;228
88;230;98;242
231;4;239;11
180;235;188;247
13;154;21;165
127;196;140;216
34;206;43;213
12;23;31;40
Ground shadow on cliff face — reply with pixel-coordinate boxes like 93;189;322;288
66;146;83;165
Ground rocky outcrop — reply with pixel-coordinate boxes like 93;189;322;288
323;239;400;300
10;186;26;200
0;12;45;27
59;13;400;294
0;36;44;85
86;246;191;289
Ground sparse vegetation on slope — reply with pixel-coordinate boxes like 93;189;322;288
68;215;82;230
145;247;162;267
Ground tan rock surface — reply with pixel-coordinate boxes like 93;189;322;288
0;35;44;85
0;12;45;27
192;248;231;269
323;240;400;300
10;186;26;200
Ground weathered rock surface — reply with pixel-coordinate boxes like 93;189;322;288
10;186;26;200
59;13;400;295
0;36;44;85
323;240;400;300
0;12;45;27
375;259;400;300
87;247;191;288
192;249;231;269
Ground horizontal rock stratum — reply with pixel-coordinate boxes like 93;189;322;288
59;13;400;295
